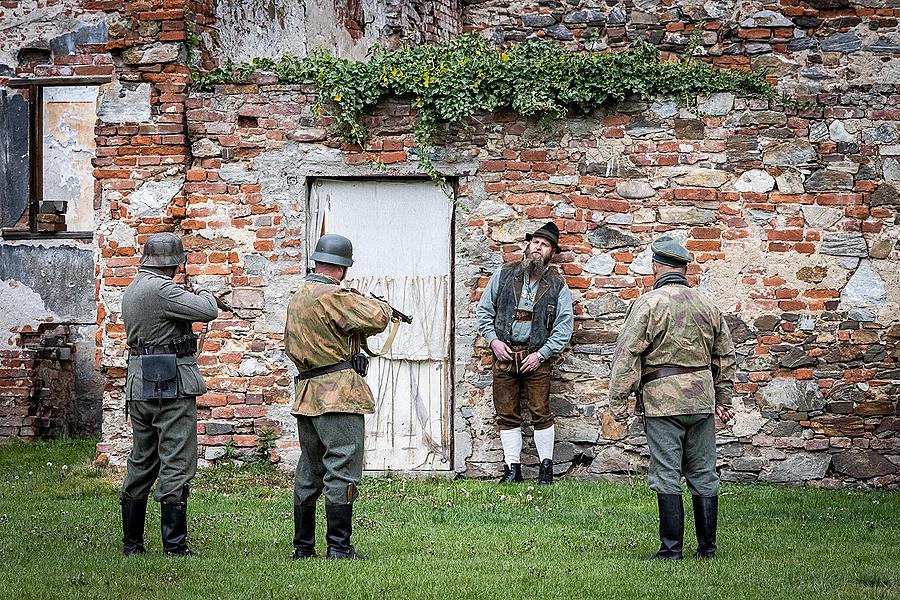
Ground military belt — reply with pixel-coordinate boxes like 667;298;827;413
641;366;709;386
129;334;197;358
129;343;179;356
297;360;354;381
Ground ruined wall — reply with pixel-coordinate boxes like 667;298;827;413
1;0;142;442
168;75;899;486
3;0;898;485
213;0;463;63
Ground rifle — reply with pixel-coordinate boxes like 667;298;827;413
370;293;413;324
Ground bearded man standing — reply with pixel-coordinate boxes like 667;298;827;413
476;222;574;485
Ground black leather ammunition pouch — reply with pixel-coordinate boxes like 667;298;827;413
141;354;178;399
350;352;369;377
130;334;197;358
170;334;198;357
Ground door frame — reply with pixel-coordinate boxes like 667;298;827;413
305;176;458;472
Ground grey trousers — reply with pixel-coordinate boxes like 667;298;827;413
294;413;365;506
645;413;719;497
121;397;198;503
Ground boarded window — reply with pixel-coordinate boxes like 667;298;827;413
0;89;30;228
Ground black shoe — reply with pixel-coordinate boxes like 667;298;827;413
121;495;147;556
692;495;718;559
642;493;684;561
161;495;194;557
325;503;367;560
499;463;524;483
537;459;553;485
292;502;318;559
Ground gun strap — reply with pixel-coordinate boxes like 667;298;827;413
360;318;402;357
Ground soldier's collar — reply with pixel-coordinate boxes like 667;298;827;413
305;273;339;285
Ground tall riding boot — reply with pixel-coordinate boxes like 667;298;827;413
325;503;366;560
692;495;718;558
499;463;524;483
161;494;194;557
642;493;684;560
293;502;318;559
121;495;147;556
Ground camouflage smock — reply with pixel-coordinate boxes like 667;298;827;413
608;284;736;418
284;273;391;416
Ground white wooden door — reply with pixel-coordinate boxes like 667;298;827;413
307;179;453;471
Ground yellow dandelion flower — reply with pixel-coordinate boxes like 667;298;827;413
501;52;510;62
333;93;342;102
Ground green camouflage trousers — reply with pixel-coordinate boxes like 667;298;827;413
294;413;365;506
121;397;198;503
645;414;719;497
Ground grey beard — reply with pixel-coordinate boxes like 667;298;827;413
523;252;547;274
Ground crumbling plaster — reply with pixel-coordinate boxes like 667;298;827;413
214;0;389;63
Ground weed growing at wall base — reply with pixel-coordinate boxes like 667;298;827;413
192;32;786;185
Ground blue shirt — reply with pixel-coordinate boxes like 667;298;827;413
476;267;574;360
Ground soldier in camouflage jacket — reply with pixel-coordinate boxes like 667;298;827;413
609;236;736;561
284;234;390;560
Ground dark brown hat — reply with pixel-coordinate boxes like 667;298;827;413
525;222;561;251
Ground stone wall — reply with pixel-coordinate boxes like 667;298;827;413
2;0;898;485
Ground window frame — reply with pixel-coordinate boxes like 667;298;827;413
4;76;111;240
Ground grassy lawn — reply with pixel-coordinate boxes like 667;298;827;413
0;439;898;599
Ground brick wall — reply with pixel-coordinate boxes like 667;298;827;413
0;325;78;440
2;0;897;485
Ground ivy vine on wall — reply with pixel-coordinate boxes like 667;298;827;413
190;31;787;183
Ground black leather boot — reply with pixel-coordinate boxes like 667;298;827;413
499;463;524;483
642;493;684;560
293;502;318;559
537;459;553;485
161;493;193;557
325;503;366;560
693;495;718;559
121;495;147;556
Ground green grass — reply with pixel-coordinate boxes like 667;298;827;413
0;439;898;599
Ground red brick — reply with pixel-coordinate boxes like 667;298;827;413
690;227;721;239
767;229;804;242
674;188;717;201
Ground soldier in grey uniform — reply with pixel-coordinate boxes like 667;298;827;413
609;237;736;560
120;232;221;557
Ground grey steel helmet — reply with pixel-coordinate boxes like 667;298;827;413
140;232;186;267
310;234;353;267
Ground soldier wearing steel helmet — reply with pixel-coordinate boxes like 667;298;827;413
284;234;391;560
119;232;221;557
609;236;737;561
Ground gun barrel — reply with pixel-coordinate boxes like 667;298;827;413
371;293;413;324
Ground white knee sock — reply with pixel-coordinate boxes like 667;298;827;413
534;425;555;462
499;427;523;465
